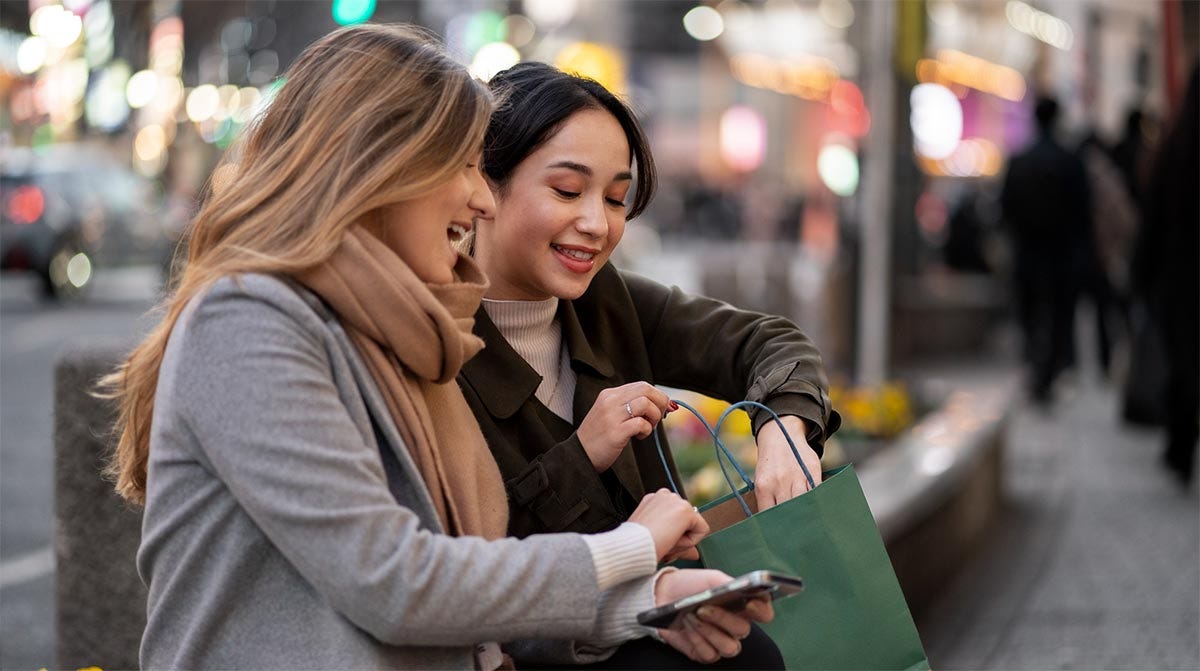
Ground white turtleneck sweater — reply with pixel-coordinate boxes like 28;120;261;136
482;297;577;422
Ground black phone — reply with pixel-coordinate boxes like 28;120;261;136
636;570;804;630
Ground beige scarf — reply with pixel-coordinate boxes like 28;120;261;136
297;226;508;540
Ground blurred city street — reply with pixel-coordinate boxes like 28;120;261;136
0;268;158;669
1;0;1197;668
914;353;1200;669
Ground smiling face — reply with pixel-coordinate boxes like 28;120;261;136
372;156;495;284
475;108;632;300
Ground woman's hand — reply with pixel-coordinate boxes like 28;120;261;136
754;416;823;509
628;489;708;562
653;569;775;664
577;382;674;472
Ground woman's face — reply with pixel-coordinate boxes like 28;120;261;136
374;156;495;284
476;108;632;300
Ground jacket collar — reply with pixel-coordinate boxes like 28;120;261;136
460;296;615;420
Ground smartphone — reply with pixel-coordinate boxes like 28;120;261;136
636;570;804;630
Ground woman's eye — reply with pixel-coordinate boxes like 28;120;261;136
553;188;581;199
606;198;626;208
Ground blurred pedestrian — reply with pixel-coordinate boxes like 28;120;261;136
1077;131;1139;377
1133;64;1199;487
1110;107;1153;207
1001;96;1094;403
101;24;767;669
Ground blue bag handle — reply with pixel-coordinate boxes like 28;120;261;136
653;399;817;518
653;399;754;498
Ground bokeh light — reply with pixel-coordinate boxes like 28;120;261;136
683;6;724;41
910;83;962;160
817;140;860;196
470;42;522;82
719;105;766;173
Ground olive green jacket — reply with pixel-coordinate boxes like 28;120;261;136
458;263;840;539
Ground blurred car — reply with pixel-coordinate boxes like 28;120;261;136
1;145;180;299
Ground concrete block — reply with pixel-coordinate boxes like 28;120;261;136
54;347;144;670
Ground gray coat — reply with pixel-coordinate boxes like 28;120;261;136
139;274;608;669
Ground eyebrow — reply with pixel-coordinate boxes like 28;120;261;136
547;160;633;182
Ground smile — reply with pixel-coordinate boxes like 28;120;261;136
550;243;596;261
448;222;470;241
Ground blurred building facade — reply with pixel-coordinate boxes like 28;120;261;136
2;0;1196;379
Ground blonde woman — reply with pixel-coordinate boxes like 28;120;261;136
104;25;770;670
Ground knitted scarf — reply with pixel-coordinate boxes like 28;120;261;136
297;226;508;539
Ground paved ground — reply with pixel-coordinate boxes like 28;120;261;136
917;364;1200;669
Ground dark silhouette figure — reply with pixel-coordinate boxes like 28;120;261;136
1077;131;1139;376
1001;97;1093;403
1111;108;1150;206
1134;65;1199;487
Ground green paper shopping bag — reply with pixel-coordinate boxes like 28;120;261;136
659;400;930;671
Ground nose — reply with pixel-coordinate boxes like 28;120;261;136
574;195;609;239
467;167;496;220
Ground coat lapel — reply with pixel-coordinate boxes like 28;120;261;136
559;300;645;501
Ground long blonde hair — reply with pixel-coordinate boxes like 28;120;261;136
103;24;492;505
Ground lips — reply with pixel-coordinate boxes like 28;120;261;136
551;242;599;274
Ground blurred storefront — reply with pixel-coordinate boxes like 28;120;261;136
1;0;1195;377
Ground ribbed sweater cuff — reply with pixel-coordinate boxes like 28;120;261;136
582;522;657;592
588;567;678;648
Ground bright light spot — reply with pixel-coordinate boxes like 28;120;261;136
186;84;220;123
817;141;859;196
523;0;577;29
555;42;626;95
910;83;962;160
470;42;521;82
233;87;262;123
30;5;57;36
818;0;855;29
332;0;376;26
32;5;83;49
919;446;954;476
683;6;724;41
17;37;49;74
719;105;766;173
1006;1;1072;50
214;84;240;120
126;69;158;108
85;62;130;130
501;14;536;48
135;124;167;162
66;252;93;288
63;0;93;12
150;76;184;115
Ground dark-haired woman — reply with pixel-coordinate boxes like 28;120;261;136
457;62;841;667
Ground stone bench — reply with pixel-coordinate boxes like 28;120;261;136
859;375;1017;616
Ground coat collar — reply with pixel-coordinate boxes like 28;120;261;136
460;296;615;420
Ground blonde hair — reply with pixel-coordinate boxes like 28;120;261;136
103;23;492;504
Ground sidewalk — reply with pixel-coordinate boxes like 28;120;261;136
915;365;1200;669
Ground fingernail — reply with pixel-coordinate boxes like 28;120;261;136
670;401;679;411
697;606;713;619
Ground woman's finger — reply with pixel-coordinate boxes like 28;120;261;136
628;396;664;427
740;596;775;623
682;614;722;663
686;611;741;658
695;605;752;641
